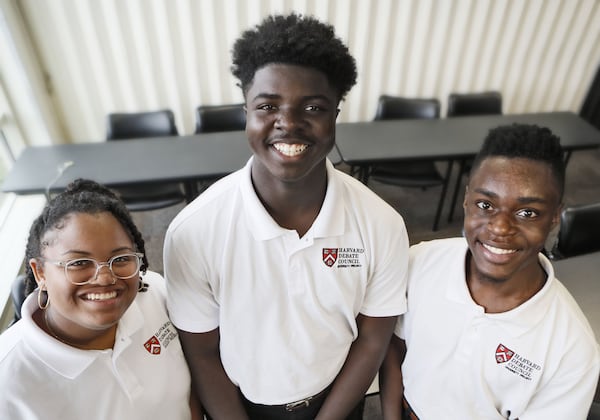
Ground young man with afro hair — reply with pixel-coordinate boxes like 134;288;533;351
164;13;409;420
379;124;600;419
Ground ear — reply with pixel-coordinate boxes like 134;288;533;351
29;258;46;289
550;202;563;231
462;186;469;209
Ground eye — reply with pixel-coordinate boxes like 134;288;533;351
257;103;277;111
112;254;135;265
475;200;492;211
67;259;95;270
304;104;323;112
516;208;539;219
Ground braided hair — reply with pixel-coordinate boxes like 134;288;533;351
24;179;148;295
231;13;357;102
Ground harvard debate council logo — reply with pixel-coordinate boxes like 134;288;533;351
143;321;179;355
495;343;542;381
322;247;365;268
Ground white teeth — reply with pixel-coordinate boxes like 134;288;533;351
273;143;308;156
482;243;517;255
84;291;117;301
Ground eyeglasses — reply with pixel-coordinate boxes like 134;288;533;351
39;253;144;285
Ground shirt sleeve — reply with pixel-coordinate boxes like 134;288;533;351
518;354;599;419
360;211;409;318
163;222;220;333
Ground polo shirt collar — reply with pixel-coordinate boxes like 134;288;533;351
446;238;557;337
241;157;345;240
21;290;144;379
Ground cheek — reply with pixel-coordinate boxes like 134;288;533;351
46;280;77;306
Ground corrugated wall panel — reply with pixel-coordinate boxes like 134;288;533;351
14;0;600;143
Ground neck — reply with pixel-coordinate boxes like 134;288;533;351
465;253;547;313
251;165;328;237
41;309;116;350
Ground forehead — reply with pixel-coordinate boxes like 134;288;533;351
42;212;132;250
469;156;560;202
246;63;337;101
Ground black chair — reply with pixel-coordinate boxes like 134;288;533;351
589;401;600;420
366;95;449;231
9;274;27;326
194;104;246;134
446;91;503;222
106;110;187;211
550;202;600;259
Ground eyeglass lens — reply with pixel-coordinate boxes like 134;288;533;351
65;254;141;285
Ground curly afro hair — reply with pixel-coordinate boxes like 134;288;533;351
231;13;357;102
24;179;148;295
470;123;565;199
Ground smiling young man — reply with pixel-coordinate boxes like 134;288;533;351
379;124;600;419
164;13;409;420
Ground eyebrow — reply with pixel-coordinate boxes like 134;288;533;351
60;246;135;257
473;188;549;205
250;93;333;103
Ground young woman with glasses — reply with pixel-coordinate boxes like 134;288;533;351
0;179;201;419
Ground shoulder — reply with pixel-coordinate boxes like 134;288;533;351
549;279;599;352
167;168;244;241
138;271;167;299
0;322;25;364
410;237;467;262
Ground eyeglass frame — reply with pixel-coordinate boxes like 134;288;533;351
37;252;144;285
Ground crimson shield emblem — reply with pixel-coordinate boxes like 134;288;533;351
323;248;338;267
144;336;161;355
495;344;514;364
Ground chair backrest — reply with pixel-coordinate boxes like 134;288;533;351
553;202;600;259
447;91;502;117
194;104;246;134
374;95;440;120
10;274;28;326
106;109;178;140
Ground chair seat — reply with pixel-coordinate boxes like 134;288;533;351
370;162;444;188
114;183;185;212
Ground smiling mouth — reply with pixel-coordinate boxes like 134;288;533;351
482;243;518;255
273;143;308;156
84;291;118;301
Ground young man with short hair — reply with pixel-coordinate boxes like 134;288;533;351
165;13;409;419
380;124;600;419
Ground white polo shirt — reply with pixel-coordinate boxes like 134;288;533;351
397;238;600;419
165;157;409;404
0;271;192;420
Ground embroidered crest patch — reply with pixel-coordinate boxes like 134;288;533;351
143;321;178;355
144;336;161;354
495;344;514;363
323;248;338;267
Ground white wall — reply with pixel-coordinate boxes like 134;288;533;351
6;0;600;144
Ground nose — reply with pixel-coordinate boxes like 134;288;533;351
487;212;515;236
275;107;301;130
92;263;117;285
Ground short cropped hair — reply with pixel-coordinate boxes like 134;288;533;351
231;13;357;102
470;123;565;199
24;179;148;295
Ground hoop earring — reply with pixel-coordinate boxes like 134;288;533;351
38;288;49;310
138;279;148;292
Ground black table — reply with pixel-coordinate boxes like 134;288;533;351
336;111;600;165
553;251;600;340
2;131;252;201
335;112;600;229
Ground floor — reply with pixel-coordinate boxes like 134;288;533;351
132;147;600;419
